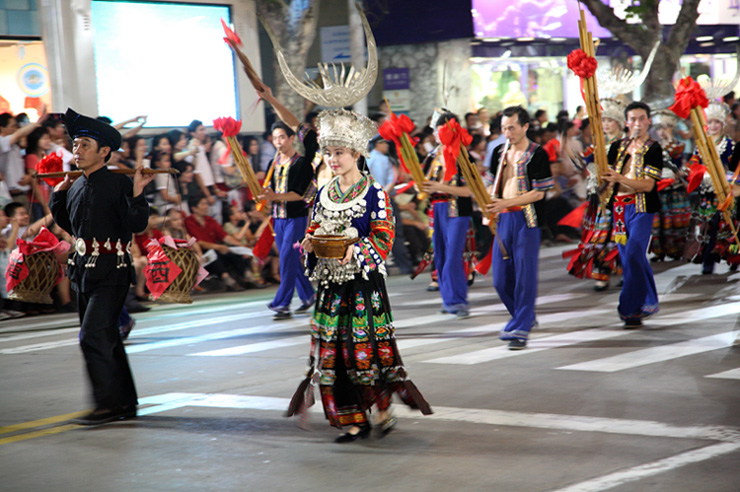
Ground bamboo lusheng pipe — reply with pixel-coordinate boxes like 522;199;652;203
688;108;740;247
35;168;180;178
224;135;274;234
397;133;428;201
254;159;276;213
383;97;427;200
577;10;610;212
454;141;509;259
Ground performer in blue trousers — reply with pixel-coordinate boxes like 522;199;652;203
432;201;470;315
257;84;317;320
602;101;662;327
422;112;474;318
487;106;553;350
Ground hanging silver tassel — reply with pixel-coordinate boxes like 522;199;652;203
85;239;100;268
116;239;126;269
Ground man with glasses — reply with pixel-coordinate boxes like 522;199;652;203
602;101;662;328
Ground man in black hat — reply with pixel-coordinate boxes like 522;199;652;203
50;109;154;425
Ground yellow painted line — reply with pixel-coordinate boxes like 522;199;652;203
0;424;80;445
0;410;88;436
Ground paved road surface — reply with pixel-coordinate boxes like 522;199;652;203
1;244;739;491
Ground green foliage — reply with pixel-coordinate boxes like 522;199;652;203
622;0;660;21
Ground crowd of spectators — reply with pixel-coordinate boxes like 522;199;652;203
1;90;739;319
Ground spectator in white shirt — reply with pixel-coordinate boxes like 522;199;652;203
42;119;74;172
0;110;48;209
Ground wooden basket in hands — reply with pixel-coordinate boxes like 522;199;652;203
310;235;359;259
154;245;200;304
8;251;58;304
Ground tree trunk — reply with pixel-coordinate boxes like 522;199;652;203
581;0;701;102
257;0;321;120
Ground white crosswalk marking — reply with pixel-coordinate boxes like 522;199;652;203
425;327;627;365
557;332;737;373
189;335;307;356
705;368;740;380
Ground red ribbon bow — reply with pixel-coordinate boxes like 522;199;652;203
221;19;242;46
669;76;709;120
567;49;598;79
378;113;415;173
37;152;64;187
686;163;706;194
437;120;472;181
213;117;242;138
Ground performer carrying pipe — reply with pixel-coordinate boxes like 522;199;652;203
485;106;553;350
49;109;154;424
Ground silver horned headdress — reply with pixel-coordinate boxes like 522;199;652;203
261;3;378;109
262;2;378;157
600;98;626;126
700;47;739;124
705;101;731;124
652;109;679;129
317;108;377;158
597;41;660;98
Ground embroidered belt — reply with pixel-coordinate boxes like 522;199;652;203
614;194;635;204
501;206;523;213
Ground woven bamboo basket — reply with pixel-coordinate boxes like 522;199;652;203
310;235;359;259
152;245;199;304
8;251;59;304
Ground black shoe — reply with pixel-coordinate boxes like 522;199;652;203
426;282;439;292
624;318;642;329
119;405;137;420
58;302;77;313
273;311;292;320
593;281;609;292
335;424;371;443
295;295;316;313
225;282;245;292
508;339;527;350
126;301;150;314
72;408;123;426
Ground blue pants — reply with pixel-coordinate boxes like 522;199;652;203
617;204;659;320
272;217;314;310
433;202;469;313
492;211;540;340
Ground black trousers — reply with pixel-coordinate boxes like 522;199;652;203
77;285;138;410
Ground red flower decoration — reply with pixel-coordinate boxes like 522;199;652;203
567;49;598;79
213;117;242;137
437;120;472;181
378;113;416;173
37;152;64;187
221;19;242;46
669;76;709;120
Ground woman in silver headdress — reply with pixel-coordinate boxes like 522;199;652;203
565;98;625;291
687;100;737;273
265;5;432;442
650;110;690;262
294;109;432;441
